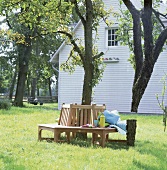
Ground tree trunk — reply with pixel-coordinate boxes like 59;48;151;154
55;75;58;102
31;78;37;98
14;36;32;107
9;67;17;100
82;66;93;105
27;76;30;97
81;0;93;105
37;87;39;96
131;61;154;112
48;77;53;102
78;0;93;138
48;78;52;97
127;119;137;146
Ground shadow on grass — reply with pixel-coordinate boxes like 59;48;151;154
131;140;167;170
48;136;130;150
132;159;158;170
13;103;58;111
0;154;25;170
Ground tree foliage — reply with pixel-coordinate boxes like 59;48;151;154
0;0;63;105
0;0;113;106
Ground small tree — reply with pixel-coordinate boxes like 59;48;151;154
156;74;167;131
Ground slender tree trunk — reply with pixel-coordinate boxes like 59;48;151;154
31;78;37;98
14;36;32;107
55;75;58;102
27;75;30;97
9;67;17;100
48;77;53;102
48;78;52;97
31;36;39;98
37;87;39;96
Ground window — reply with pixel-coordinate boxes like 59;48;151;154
108;29;118;46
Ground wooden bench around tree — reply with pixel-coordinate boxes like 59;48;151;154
38;104;137;147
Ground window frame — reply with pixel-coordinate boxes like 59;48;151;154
106;28;119;47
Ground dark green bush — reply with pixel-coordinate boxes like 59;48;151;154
0;99;11;110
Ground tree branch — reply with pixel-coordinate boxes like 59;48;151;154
123;0;143;83
142;0;154;62
72;0;86;26
57;30;84;61
123;0;140;16
152;8;165;29
93;52;104;59
153;28;167;62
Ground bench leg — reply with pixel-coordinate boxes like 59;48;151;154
100;131;106;147
38;127;42;141
106;134;109;141
66;132;71;143
92;133;98;144
54;129;60;142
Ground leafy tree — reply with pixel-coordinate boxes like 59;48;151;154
0;0;112;106
58;0;112;105
119;0;167;112
0;1;62;106
27;34;61;98
0;32;15;95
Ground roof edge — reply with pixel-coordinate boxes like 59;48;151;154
49;20;82;63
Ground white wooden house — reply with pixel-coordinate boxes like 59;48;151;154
50;0;167;114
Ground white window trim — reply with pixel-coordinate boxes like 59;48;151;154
105;27;119;48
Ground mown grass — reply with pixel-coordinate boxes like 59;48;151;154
0;103;166;170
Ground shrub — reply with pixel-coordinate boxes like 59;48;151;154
0;99;11;110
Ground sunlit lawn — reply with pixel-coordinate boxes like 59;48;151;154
0;103;166;170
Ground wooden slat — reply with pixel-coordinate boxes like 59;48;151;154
87;109;91;124
80;109;84;126
76;108;79;126
72;105;92;109
92;104;106;124
71;107;76;126
84;109;87;124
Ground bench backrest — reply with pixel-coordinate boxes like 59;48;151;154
71;104;92;126
58;103;106;127
58;104;72;126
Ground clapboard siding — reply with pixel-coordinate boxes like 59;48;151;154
93;45;134;112
58;66;84;109
54;0;167;113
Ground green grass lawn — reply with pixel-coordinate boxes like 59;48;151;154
0;103;166;170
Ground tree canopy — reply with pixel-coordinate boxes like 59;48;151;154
0;0;113;106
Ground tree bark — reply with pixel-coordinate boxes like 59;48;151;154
131;61;154;112
9;66;17;100
31;78;37;98
14;36;32;107
81;0;93;105
127;119;137;146
131;0;153;112
123;0;164;112
48;77;53;102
